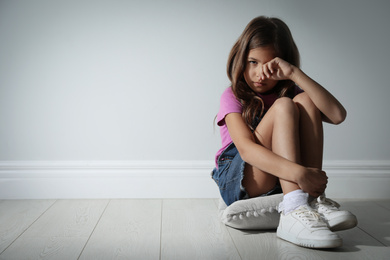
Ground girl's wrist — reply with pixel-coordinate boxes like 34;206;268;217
279;161;304;184
290;164;305;184
289;66;303;84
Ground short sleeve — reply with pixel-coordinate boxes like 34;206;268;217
217;88;242;126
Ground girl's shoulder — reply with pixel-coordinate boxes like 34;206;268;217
220;87;239;102
220;87;242;108
221;86;234;96
217;87;242;125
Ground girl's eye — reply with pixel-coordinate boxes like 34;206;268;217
249;60;258;65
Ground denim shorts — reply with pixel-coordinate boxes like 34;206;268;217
212;143;282;206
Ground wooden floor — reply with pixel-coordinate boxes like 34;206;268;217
0;199;389;260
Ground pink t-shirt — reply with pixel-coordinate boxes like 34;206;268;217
214;86;302;167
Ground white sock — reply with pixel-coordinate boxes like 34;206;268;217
280;189;309;214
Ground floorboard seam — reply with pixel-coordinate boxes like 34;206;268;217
226;226;243;260
374;200;390;211
76;199;111;260
357;226;388;247
159;199;163;260
0;199;57;256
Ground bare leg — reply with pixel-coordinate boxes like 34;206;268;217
292;92;324;202
242;97;301;197
293;93;324;170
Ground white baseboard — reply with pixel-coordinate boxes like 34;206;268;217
0;160;389;199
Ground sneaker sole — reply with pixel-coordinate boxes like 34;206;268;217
277;228;343;248
329;215;358;232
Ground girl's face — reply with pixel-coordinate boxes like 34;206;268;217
244;46;278;94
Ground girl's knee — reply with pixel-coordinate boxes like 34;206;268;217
294;92;322;119
294;93;317;111
273;97;299;117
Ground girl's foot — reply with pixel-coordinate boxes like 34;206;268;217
277;205;342;248
311;195;358;231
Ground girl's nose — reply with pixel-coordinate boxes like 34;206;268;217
256;67;263;79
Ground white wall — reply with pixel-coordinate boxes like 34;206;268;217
1;0;389;198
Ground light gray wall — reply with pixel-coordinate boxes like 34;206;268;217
1;0;389;162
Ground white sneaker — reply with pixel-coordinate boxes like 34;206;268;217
311;195;357;231
277;205;342;248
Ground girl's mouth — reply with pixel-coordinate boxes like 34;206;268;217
254;82;265;87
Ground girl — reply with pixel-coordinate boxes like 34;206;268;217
212;16;356;248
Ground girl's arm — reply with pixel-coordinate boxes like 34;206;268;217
290;69;346;124
263;58;347;125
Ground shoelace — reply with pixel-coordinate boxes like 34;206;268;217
296;207;327;227
317;196;340;210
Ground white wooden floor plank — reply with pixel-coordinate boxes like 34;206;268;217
161;199;241;260
228;228;325;260
0;200;55;254
0;200;108;260
280;229;390;260
329;228;390;260
78;199;162;260
337;200;390;247
227;222;390;260
0;199;388;260
226;199;390;260
374;200;390;211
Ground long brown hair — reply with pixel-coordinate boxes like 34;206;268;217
227;16;300;131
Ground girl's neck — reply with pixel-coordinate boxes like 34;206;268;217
257;89;277;96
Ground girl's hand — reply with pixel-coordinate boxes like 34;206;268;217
296;167;328;197
260;57;296;81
